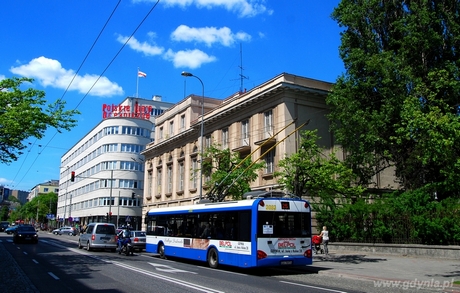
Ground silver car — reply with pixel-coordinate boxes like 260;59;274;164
78;223;117;252
53;226;77;236
129;230;146;251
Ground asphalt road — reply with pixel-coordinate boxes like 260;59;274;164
0;232;360;293
1;232;458;293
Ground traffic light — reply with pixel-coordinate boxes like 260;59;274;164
131;192;135;199
70;171;75;182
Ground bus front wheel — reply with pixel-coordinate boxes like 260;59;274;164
158;243;166;259
207;248;219;269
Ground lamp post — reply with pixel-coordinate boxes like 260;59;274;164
181;71;204;202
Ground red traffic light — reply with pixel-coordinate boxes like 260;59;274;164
70;171;75;182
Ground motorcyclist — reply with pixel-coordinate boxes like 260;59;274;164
117;227;131;254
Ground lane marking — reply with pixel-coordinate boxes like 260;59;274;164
48;272;60;280
148;263;197;274
32;259;39;264
280;281;348;293
108;260;224;293
23;251;28;255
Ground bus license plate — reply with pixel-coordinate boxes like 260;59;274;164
280;260;292;265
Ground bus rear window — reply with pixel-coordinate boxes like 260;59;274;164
257;211;311;238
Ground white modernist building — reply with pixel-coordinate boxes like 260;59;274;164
58;96;174;229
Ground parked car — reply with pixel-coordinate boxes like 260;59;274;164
13;225;38;244
129;230;146;251
0;221;9;232
5;226;18;234
52;226;77;236
78;223;117;252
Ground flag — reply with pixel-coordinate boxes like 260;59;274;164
138;71;147;78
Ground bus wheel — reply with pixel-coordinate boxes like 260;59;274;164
207;248;219;269
158;243;166;259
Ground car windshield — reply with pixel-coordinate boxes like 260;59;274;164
19;226;35;232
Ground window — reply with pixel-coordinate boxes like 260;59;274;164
156;168;162;195
178;161;184;191
264;149;275;174
167;165;173;193
180;115;186;132
169;121;174;137
222;128;229;149
205;135;211;148
264;110;273;139
159;127;163;140
191;157;198;189
241;119;249;146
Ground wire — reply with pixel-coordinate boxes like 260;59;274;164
14;1;161;190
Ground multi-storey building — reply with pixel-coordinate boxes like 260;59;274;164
28;180;60;201
58;96;174;229
143;73;380;220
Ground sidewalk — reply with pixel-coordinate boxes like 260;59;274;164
307;251;460;292
0;240;39;293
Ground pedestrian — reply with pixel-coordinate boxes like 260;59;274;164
319;226;329;255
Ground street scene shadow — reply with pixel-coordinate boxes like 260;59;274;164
315;253;388;264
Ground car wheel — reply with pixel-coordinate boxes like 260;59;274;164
78;240;83;249
69;232;73;236
86;241;92;251
158;243;166;259
207;247;219;269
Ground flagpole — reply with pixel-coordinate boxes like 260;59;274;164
136;68;139;98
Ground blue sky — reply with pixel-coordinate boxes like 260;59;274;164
0;0;343;192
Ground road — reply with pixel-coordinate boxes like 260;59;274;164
3;232;444;293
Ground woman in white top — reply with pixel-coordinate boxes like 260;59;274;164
319;226;329;255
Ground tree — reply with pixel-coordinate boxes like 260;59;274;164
275;130;363;199
327;1;460;198
202;144;265;202
0;77;80;164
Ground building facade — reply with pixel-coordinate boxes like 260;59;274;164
58;96;174;229
143;74;346;215
141;73;400;229
28;180;60;201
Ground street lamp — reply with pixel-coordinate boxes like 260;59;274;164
181;71;204;202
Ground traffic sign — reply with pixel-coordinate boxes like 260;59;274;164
125;216;131;222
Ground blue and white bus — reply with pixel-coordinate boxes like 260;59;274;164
145;193;312;269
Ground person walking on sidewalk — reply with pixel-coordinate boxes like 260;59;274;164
319;226;329;255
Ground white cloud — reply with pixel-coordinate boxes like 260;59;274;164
171;25;251;47
164;49;217;69
0;177;13;186
10;56;123;97
142;0;272;18
116;34;164;56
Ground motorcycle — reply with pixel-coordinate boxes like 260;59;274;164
118;235;133;256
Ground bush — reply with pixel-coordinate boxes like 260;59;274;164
315;189;460;245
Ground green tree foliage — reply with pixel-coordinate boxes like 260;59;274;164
8;192;57;223
0;77;80;164
276;130;364;199
275;130;364;230
328;1;460;197
203;144;265;202
0;205;9;221
327;190;460;245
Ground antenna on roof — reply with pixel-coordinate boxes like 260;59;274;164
238;43;249;93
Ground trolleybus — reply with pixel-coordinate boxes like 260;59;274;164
145;192;312;269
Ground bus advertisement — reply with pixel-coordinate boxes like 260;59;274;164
145;196;312;269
